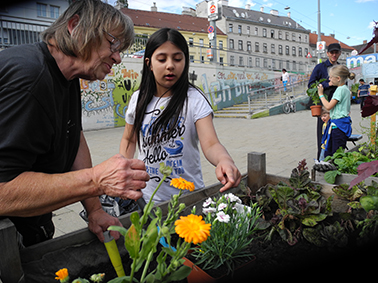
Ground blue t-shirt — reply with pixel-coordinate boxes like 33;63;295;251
358;84;369;97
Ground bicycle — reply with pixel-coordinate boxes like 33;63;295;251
283;94;296;114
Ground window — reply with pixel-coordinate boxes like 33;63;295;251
229;39;234;49
263;59;268;68
256;57;260;67
279;60;283;70
272;59;276;70
293;61;297;70
304;48;309;57
229;24;233;33
239;56;244;66
278;45;283;55
270;29;274;38
50;5;59;18
37;3;47;17
298;47;303;57
238;40;243;50
304;35;308;43
201;56;204;63
298;34;302;42
263;43;267;53
292;46;296;56
286;60;290;69
292;33;296;41
285;45;289;55
247;26;250;35
189;38;193;46
263;28;267;37
271;44;275;54
238;25;242;34
219;40;223;50
279;31;282;39
285;32;289;40
247;41;251;52
220;57;224;66
189;55;194;62
248;57;253;68
255;42;259;52
255;27;258;35
230;55;235;66
199;38;204;47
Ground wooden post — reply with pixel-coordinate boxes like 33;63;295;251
247;152;266;194
0;218;24;283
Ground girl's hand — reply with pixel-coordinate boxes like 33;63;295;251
215;159;241;193
317;84;324;96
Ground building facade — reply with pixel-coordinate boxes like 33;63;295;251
196;0;311;73
0;0;69;49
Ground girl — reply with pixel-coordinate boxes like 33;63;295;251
120;28;241;203
318;65;355;157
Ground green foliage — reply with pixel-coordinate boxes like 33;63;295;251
306;78;327;105
303;221;348;249
192;194;261;275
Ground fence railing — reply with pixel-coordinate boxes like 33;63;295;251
247;79;309;114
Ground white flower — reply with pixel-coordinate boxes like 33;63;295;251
216;211;230;223
203;197;215;208
233;203;251;215
203;207;216;215
225;193;242;204
217;203;228;211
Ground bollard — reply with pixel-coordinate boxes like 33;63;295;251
247;152;266;194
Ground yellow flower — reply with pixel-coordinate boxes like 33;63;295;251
55;268;69;283
170;177;195;192
175;214;211;244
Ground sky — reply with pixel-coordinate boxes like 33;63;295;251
109;0;378;48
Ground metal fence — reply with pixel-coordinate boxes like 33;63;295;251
247;79;309;114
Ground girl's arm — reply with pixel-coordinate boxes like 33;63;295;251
318;83;338;111
120;123;137;159
196;114;241;192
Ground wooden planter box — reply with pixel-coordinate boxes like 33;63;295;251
0;152;350;283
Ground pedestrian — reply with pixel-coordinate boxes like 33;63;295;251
317;65;355;157
308;42;342;159
357;79;369;109
119;28;241;203
319;108;331;161
0;0;150;247
281;68;289;91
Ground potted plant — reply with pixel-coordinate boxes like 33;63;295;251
307;78;326;117
183;193;261;282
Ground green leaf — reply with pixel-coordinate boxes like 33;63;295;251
108;225;128;238
139;218;159;260
360;195;378;212
301;214;327;227
164;266;192;282
130;211;141;233
125;224;140;259
324;170;342;184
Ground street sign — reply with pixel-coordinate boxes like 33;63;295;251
207;0;221;21
306;52;312;59
208;33;214;40
317;41;326;52
208;25;214;33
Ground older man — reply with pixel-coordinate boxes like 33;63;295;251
308;43;342;160
0;0;149;247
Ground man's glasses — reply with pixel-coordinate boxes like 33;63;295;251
103;30;121;53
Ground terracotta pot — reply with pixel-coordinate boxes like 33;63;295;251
183;256;256;283
310;105;322;117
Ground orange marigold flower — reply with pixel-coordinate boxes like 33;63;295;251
170;177;195;192
55;268;69;282
175;214;211;244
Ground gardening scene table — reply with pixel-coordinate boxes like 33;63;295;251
1;104;375;282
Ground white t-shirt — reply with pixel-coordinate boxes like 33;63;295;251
282;72;289;82
125;87;213;203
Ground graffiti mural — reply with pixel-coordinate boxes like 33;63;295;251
81;63;141;130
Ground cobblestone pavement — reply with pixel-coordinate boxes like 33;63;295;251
53;104;370;237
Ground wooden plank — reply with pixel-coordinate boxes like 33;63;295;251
0;218;24;283
247;152;266;194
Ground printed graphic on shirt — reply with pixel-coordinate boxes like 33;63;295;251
141;105;186;183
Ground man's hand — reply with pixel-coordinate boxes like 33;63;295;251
91;154;150;200
87;207;122;242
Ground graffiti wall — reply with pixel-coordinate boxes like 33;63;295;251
81;58;301;130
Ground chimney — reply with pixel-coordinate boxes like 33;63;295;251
260;6;264;12
245;4;251;10
330;33;335;38
151;2;157;12
287;11;291;18
270;9;278;16
363;40;368;44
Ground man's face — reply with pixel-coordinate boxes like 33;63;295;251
327;50;341;64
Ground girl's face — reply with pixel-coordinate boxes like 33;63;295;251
329;71;341;86
146;41;186;97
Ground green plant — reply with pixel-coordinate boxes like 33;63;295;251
303;221;348;249
191;193;261;275
306;78;327;105
257;160;333;245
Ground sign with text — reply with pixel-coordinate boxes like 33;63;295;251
207;0;221;21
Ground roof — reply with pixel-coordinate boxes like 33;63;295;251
222;6;308;32
121;8;225;35
309;33;354;51
351;43;375;54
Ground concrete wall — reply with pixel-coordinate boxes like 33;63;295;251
81;57;303;131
